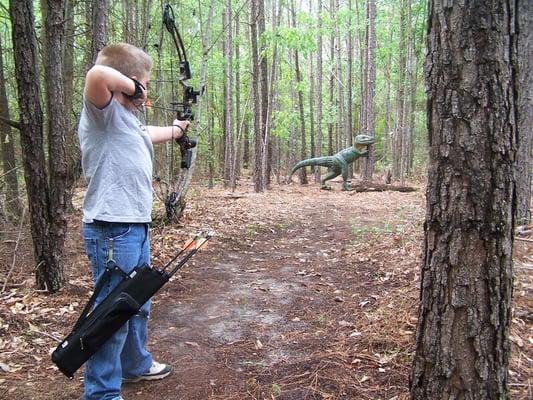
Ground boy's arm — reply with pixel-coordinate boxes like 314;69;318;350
147;119;190;144
84;65;139;109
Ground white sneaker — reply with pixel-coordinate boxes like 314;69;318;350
123;361;173;383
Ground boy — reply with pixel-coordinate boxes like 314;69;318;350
78;43;190;400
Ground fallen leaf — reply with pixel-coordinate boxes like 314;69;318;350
338;320;355;328
0;362;11;372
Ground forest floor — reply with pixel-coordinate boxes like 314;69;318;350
0;178;531;400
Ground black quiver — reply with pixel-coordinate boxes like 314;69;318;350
51;231;212;378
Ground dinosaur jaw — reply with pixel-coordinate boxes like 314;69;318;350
355;144;370;153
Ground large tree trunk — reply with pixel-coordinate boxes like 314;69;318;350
0;35;21;219
410;1;519;398
10;0;65;292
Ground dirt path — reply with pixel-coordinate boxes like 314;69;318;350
2;183;530;399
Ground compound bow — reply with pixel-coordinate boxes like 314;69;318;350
161;3;202;221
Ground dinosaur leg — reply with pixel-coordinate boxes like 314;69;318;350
321;170;339;190
341;165;353;191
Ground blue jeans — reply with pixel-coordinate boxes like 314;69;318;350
82;221;153;400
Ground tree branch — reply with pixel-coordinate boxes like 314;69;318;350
0;115;21;130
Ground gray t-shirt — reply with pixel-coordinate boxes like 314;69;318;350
78;97;154;223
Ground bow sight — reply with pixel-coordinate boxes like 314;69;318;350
163;3;201;168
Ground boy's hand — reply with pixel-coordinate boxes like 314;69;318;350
173;119;190;138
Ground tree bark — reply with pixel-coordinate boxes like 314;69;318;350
515;3;533;226
410;1;519;398
90;0;108;65
41;0;69;290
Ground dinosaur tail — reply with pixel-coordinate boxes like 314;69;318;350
290;157;331;177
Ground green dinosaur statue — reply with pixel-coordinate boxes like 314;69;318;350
290;134;375;191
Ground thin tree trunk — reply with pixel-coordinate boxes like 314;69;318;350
361;0;376;181
328;0;335;156
208;94;215;189
401;0;414;179
234;10;242;180
223;0;235;189
251;0;263;192
334;0;344;152
309;56;316;178
315;0;323;183
264;0;281;186
291;0;307;185
383;10;394;165
91;0;108;65
392;0;407;181
346;0;354;179
63;0;81;208
256;0;269;187
42;0;69;290
516;3;533;225
0;35;21;218
139;0;152;49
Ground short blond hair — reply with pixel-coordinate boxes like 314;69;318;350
95;43;152;78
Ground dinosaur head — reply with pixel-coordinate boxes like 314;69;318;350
354;134;375;153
